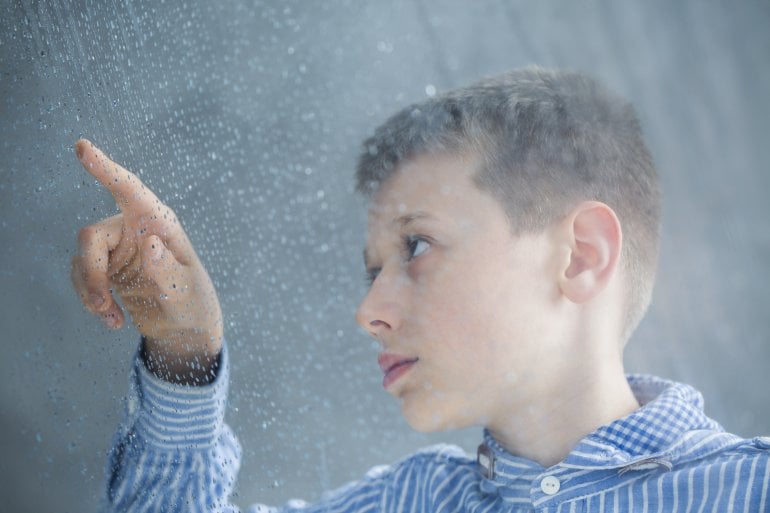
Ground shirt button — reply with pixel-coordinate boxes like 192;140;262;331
540;476;561;495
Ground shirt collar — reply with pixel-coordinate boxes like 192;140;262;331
563;374;724;468
477;374;726;484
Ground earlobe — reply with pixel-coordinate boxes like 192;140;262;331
559;202;622;303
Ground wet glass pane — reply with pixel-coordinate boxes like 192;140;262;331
1;1;769;510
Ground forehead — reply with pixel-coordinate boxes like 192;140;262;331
363;152;514;264
367;152;481;223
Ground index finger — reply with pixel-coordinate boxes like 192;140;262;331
75;138;161;215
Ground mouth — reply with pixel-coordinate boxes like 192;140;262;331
377;353;419;389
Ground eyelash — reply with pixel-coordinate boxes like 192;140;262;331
403;234;430;261
364;235;430;287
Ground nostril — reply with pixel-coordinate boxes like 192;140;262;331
365;319;392;340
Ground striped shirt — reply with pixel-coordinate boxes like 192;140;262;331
102;343;770;512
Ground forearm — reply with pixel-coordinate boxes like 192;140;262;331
103;340;238;512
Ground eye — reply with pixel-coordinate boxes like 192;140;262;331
404;235;430;261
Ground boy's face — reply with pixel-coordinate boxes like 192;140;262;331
356;152;562;433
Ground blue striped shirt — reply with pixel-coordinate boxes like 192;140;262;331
102;343;770;512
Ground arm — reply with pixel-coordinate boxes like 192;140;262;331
70;140;455;513
104;340;240;512
71;141;392;512
70;139;222;384
103;336;392;513
70;140;238;510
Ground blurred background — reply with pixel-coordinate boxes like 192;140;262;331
1;0;769;511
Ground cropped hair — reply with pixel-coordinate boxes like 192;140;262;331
355;67;661;343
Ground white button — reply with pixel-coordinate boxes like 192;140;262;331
540;475;561;495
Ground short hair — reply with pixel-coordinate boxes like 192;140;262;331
355;67;661;343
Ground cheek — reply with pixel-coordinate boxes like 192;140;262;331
408;245;525;349
412;268;472;325
420;252;503;319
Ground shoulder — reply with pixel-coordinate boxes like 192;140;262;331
371;444;480;507
716;435;770;464
364;443;473;482
737;435;770;454
398;443;473;471
308;445;477;513
672;434;770;498
410;443;470;462
671;430;770;464
686;434;770;461
359;443;476;494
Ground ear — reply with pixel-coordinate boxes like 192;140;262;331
558;201;622;303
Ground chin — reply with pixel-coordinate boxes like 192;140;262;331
404;414;446;433
400;394;471;433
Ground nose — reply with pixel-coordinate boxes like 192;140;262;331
355;273;402;339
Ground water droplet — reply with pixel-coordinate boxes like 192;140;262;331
376;41;393;53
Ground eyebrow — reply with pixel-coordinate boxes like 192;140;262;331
394;211;432;228
363;210;435;269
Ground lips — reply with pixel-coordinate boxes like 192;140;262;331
378;353;418;389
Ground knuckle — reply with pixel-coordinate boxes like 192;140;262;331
77;225;98;247
71;256;86;277
79;256;105;283
78;291;91;309
70;278;92;308
162;205;178;223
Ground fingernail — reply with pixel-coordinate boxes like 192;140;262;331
90;293;104;308
76;143;84;160
102;313;117;328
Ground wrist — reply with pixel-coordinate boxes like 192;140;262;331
142;330;222;385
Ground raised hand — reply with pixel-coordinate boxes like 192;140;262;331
71;139;222;384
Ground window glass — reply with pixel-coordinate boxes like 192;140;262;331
1;1;769;510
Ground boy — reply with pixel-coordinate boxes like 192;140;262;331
72;67;769;512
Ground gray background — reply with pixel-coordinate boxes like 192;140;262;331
1;0;769;511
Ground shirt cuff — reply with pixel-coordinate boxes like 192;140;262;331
127;340;230;450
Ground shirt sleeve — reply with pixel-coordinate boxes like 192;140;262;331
100;340;470;513
100;340;241;512
98;341;389;513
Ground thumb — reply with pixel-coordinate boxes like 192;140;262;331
140;235;185;300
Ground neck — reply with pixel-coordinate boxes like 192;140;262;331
486;359;639;468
